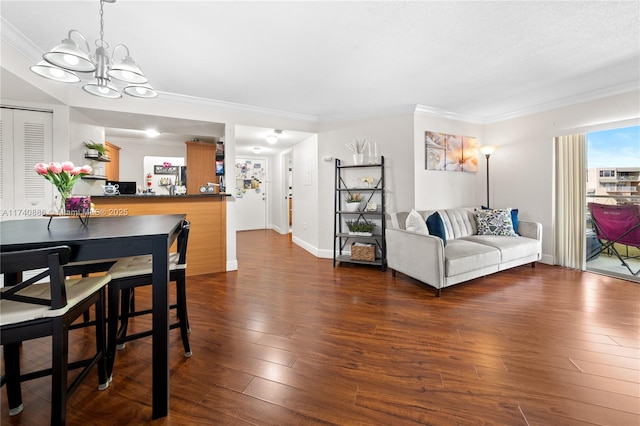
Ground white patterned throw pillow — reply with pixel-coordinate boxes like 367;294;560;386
405;209;429;235
475;208;517;236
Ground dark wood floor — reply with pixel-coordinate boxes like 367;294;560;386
2;230;639;425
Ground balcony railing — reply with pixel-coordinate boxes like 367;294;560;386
587;194;640;205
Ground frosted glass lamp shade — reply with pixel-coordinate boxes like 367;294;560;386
83;79;122;98
108;56;148;84
30;61;80;83
43;38;95;72
123;84;158;98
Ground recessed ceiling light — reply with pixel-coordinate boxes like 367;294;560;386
266;129;283;144
145;129;161;137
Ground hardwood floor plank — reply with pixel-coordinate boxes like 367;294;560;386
244;376;425;425
475;365;640;415
200;384;336;426
2;229;639;425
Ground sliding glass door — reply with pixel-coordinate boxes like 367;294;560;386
585;125;640;282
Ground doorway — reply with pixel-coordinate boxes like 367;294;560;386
284;151;293;233
585;125;640;282
234;158;267;231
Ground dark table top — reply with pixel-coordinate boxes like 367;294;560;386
0;214;185;252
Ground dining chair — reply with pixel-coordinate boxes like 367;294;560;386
106;219;191;374
0;245;111;425
588;202;640;276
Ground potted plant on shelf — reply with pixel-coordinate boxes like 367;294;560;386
345;219;375;236
83;141;109;160
344;192;362;212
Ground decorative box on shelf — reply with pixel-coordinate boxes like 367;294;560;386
65;196;91;214
351;242;375;262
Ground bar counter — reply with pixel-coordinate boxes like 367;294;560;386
92;194;228;275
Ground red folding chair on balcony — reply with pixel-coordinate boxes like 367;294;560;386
587;202;640;276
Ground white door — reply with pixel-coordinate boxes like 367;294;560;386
1;108;53;220
235;158;267;231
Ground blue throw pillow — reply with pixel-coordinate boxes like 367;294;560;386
482;206;519;235
426;212;446;246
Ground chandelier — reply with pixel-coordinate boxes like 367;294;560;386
30;0;157;99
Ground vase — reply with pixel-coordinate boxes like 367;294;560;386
345;202;360;212
353;153;364;165
56;187;71;214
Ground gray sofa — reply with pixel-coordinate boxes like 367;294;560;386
386;207;542;296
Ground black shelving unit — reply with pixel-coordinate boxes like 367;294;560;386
333;156;386;270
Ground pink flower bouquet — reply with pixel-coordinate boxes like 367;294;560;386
35;161;92;212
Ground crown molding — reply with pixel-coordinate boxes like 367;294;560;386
150;91;319;123
318;105;418;123
483;82;640;124
1;17;42;63
413;105;487;124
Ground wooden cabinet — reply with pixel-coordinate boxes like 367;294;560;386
92;195;227;275
104;141;120;181
185;141;218;194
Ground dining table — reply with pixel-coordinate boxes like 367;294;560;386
0;214;185;419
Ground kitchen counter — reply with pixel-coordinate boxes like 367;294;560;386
92;193;230;199
92;195;227;275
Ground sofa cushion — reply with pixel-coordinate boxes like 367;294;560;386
438;208;477;239
474;208;517;236
406;209;429;235
426;212;446;245
444;240;500;277
482;206;519;234
462;235;539;263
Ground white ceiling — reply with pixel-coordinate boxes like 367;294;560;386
1;1;639;145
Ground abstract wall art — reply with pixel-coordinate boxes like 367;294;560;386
425;131;478;172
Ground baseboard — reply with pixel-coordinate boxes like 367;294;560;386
291;236;318;256
540;254;554;265
226;260;238;271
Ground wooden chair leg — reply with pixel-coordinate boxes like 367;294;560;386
176;279;192;357
3;343;24;416
116;289;133;350
51;318;69;425
107;284;121;377
95;288;110;389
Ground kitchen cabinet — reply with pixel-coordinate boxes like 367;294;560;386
185;141;219;194
104;141;120;181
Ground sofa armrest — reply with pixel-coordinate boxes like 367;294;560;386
518;220;542;241
386;228;446;289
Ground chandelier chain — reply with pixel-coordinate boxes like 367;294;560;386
98;0;107;48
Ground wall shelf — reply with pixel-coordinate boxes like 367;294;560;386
84;154;111;162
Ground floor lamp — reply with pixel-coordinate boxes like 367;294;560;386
479;146;496;208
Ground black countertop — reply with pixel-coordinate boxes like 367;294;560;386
92;193;230;199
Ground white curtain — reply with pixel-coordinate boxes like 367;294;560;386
554;133;586;269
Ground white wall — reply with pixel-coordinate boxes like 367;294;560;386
68;116;105;196
291;135;319;255
484;90;640;265
268;149;287;234
413;114;485;210
316;113;415;257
